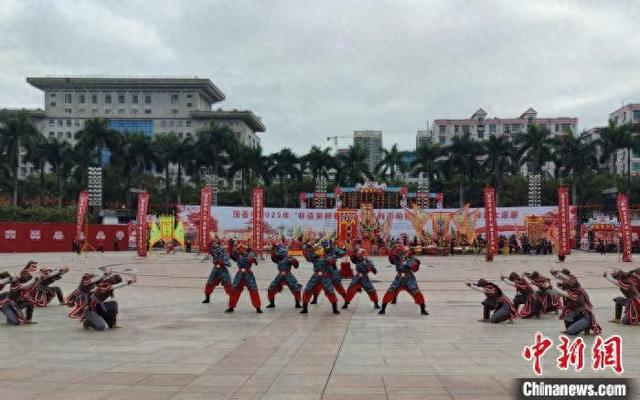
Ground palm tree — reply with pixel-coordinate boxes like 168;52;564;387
516;124;554;175
375;144;409;180
116;133;157;189
412;142;443;184
75;118;122;166
335;145;372;186
0;111;42;206
153;132;180;201
553;131;599;206
228;143;256;205
444;133;484;207
174;137;195;205
483;135;515;206
194;122;237;184
302;146;335;180
598;120;635;193
269;148;301;207
42;139;75;208
25;136;51;205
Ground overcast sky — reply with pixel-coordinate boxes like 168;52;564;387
1;0;639;154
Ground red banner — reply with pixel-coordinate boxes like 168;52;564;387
75;191;89;241
557;186;570;259
336;209;358;246
617;194;632;262
136;192;149;257
252;187;264;252
199;187;213;252
483;187;498;261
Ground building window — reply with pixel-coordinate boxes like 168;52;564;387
145;95;152;104
144;109;152;114
477;131;484;139
49;119;54;126
118;109;125;114
105;94;112;104
105;109;112;114
78;94;85;104
504;125;511;134
171;109;179;114
186;94;192;98
64;108;72;114
490;124;496;133
91;94;98;104
177;121;183;127
186;120;191;127
171;94;179;104
118;94;125;104
634;110;640;120
91;108;99;113
66;132;72;139
131;109;138;114
454;125;460;134
169;120;175;127
161;120;167;127
78;108;85;113
49;132;54;137
186;102;193;108
57;120;63;126
66;120;71;126
132;94;138;104
439;125;446;134
57;132;63;138
50;102;57;107
439;137;445;144
463;125;470;134
178;132;184;139
561;124;571;132
74;120;80;127
555;124;560;132
64;93;72;104
186;132;192;138
49;93;56;98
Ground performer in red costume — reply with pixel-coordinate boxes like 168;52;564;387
202;241;232;304
342;248;380;309
300;242;340;314
501;272;539;318
466;278;517;323
9;261;39;324
266;244;302;309
604;269;640;325
524;271;561;314
550;269;602;335
33;266;69;307
378;245;428;315
226;242;262;313
1;271;24;325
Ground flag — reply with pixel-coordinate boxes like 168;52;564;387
149;222;162;248
174;220;185;246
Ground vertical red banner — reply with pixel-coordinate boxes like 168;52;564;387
617;194;632;262
299;192;307;209
252;187;264;253
75;191;89;241
199;187;213;252
136;192;149;257
557;186;570;259
483;187;498;261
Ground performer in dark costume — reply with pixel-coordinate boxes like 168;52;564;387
378;245;428;315
524;271;562;314
550;269;602;335
501;272;539;318
89;273;137;329
33;266;69;307
342;248;380;309
466;278;517;323
202;242;232;304
9;261;39;324
0;272;24;325
226;242;262;313
300;242;340;314
311;240;347;304
66;272;109;325
604;269;640;325
266;244;302;309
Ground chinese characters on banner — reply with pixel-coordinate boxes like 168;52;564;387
75;191;89;242
483;187;498;261
136;192;149;257
199;187;213;252
336;209;359;246
557;186;570;259
616;194;632;262
523;332;623;375
252;187;264;253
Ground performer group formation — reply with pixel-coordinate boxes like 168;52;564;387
1;240;639;335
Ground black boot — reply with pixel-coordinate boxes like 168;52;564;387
391;296;397;304
310;293;318;304
295;300;302;309
332;302;340;314
300;303;309;314
266;300;275;308
378;303;387;315
374;301;380;309
420;304;429;315
341;302;349;309
202;295;210;304
482;305;491;321
256;307;263;313
615;303;623;320
225;307;234;313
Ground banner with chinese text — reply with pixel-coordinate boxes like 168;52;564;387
252;188;264;252
199;187;213;252
75;191;89;242
136;192;149;257
483;187;498;260
557;186;570;257
617;194;632;262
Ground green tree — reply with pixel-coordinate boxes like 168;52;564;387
269;148;301;207
553;131;599;206
516;124;554;175
75;118;123;166
335;145;372;186
375;144;409;180
598;120;636;194
412;142;443;184
153;132;180;201
194;122;237;184
302;146;335;180
482;135;515;206
444;133;484;207
0;111;42;206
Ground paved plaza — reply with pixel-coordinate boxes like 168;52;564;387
0;250;638;399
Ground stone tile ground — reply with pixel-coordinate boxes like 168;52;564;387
0;251;637;399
